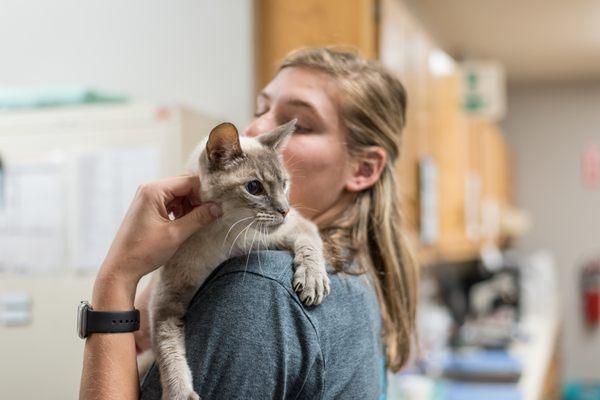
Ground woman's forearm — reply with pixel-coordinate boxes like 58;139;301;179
79;270;140;400
78;176;221;398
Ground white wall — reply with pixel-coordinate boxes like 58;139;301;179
0;1;253;398
503;82;600;382
0;0;254;127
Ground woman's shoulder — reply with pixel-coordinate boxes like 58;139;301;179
187;250;381;336
190;250;378;313
209;249;297;286
142;250;326;399
176;250;383;399
186;250;306;325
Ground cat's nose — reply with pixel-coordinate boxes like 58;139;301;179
277;208;289;218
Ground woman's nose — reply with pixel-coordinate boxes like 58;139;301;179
242;113;277;138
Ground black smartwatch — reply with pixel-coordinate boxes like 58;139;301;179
77;301;140;339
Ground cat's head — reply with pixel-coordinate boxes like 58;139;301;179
192;119;296;231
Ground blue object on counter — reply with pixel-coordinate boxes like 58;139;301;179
442;382;521;400
443;349;522;381
0;85;128;109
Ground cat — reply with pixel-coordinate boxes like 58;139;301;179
147;119;330;400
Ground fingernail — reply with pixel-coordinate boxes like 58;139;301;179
209;204;222;218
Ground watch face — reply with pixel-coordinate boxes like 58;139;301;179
77;301;90;339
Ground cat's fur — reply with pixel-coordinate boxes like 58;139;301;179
147;120;330;400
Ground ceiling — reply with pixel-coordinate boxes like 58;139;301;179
402;0;600;84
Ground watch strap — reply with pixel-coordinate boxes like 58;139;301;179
85;308;140;336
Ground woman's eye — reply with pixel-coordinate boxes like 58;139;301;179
294;125;311;133
253;108;268;117
245;180;265;196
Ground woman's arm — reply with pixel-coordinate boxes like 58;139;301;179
80;270;140;400
79;175;222;400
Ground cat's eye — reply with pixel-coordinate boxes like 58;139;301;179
245;180;265;196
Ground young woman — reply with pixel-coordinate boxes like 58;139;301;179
80;48;417;399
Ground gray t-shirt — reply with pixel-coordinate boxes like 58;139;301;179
140;250;386;399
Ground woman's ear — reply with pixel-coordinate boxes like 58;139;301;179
344;147;387;192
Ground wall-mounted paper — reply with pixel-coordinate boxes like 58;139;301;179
0;159;67;274
73;146;160;272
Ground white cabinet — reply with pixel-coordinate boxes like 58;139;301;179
0;103;216;274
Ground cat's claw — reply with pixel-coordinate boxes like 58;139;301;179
293;259;330;306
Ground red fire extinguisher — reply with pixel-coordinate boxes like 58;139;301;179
581;259;600;326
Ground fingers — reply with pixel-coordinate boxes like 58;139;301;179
154;175;201;202
174;203;223;239
166;197;192;219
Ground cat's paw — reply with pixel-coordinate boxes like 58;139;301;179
187;392;200;400
293;256;330;306
162;388;200;400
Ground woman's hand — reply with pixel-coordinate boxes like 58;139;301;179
92;175;222;310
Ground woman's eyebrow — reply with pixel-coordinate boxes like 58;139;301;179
286;98;325;118
286;98;317;112
258;92;324;123
285;99;325;126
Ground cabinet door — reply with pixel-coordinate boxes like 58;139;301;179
255;0;377;89
430;73;479;261
470;118;513;245
380;0;435;244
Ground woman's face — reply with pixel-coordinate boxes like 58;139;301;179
243;67;353;223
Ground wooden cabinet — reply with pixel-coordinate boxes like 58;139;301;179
469;118;513;245
256;0;514;264
379;0;434;242
255;0;378;89
379;0;514;262
429;73;477;261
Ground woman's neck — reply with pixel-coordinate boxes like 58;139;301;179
312;190;356;228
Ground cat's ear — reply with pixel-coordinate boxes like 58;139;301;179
257;119;297;151
205;122;243;169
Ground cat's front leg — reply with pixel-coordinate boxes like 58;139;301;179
273;210;330;306
151;275;200;400
293;240;331;306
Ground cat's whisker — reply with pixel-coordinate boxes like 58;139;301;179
242;226;260;284
284;158;302;170
288;173;307;179
228;219;255;257
243;216;256;244
284;152;299;165
285;166;303;174
261;223;269;247
293;203;320;213
256;223;265;276
222;216;253;246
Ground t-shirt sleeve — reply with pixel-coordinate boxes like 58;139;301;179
141;269;324;400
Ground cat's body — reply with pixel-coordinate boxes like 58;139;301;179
147;121;330;400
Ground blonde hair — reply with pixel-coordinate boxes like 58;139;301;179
279;48;418;372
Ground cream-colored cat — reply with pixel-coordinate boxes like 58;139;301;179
147;120;330;400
